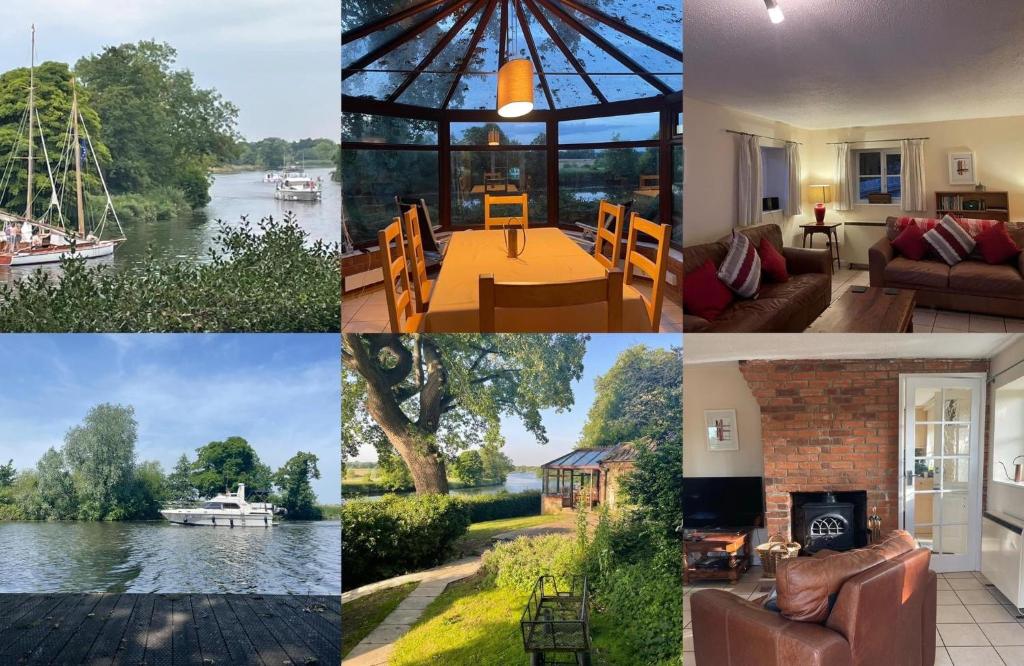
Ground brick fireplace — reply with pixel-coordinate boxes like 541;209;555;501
739;359;990;541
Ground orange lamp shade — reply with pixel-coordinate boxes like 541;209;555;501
497;58;534;118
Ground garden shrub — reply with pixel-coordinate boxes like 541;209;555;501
460;491;540;522
592;561;681;665
481;533;584;591
342;494;471;589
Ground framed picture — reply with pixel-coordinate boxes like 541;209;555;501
705;409;739;451
948;152;977;186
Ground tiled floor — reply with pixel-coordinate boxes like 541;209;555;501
832;269;1024;333
684;567;1024;666
342;281;684;333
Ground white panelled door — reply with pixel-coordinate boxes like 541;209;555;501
901;374;986;572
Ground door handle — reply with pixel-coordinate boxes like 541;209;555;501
906;469;914;487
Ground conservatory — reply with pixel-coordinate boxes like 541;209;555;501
342;0;683;333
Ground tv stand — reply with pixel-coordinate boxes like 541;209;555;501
683;528;753;585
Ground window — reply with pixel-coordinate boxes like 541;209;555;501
559;112;660;143
558;147;659;225
342;149;439;246
761;147;787;212
202;502;222;509
856;150;901;203
450;150;546;228
221;503;240;510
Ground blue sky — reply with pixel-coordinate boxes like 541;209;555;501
353;333;680;466
0;334;341;504
0;1;337;141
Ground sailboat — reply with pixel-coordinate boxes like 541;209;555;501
0;27;125;267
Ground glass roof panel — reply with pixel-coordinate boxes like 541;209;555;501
576;74;660;103
447;2;500;110
395;11;479;107
570;0;682;49
519;6;600;107
562;5;681;83
342;2;455;68
534;3;631;75
342;71;395;100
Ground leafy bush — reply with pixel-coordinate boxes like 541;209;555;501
111;186;191;223
591;561;681;665
0;215;340;332
342;494;471;589
481;534;584;591
460;491;540;523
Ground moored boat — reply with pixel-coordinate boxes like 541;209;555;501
160;484;283;527
275;175;323;202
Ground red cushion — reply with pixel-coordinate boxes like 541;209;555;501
684;259;734;321
758;237;789;282
975;222;1021;265
891;221;927;260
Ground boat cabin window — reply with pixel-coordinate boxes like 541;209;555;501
221;503;240;510
202;502;222;509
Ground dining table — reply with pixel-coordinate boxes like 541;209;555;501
421;227;652;332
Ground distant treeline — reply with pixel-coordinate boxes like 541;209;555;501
229;137;339;171
0;403;324;522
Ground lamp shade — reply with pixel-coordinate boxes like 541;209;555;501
809;183;832;203
497;58;534;118
488;128;500;146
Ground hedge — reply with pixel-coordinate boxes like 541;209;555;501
460;491;540;522
342;494;471;589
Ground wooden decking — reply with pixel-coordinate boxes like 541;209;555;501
0;593;340;665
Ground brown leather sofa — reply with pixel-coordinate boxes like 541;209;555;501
869;217;1024;318
683;224;832;332
691;531;936;666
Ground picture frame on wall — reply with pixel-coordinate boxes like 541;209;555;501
705;409;739;451
948;151;977;186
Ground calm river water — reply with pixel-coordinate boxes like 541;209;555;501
0;520;341;594
2;167;340;283
348;471;543;502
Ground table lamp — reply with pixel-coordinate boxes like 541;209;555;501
810;184;831;225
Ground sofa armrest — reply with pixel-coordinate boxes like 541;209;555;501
692;590;852;666
683;313;710;332
1017;251;1024;279
783;247;832;278
869;238;894;287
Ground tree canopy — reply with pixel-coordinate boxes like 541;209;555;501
273;452;322;520
343;334;588;494
63;404;140;520
190;436;273;498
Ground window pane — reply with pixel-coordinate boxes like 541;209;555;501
342;114;438;145
451;151;547;227
858;152;881;175
342;150;439;246
558;147;659;226
451;122;546;146
673;144;683;244
859;177;881;199
887;176;902;199
886;153;902;176
559;112;660;143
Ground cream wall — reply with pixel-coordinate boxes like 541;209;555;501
683;362;763;477
988;338;1024;521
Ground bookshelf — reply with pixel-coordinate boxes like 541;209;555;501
935;191;1010;221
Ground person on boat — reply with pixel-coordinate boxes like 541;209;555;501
0;224;8;251
21;222;33;248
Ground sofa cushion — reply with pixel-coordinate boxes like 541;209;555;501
883;257;950;289
775;531;916;624
718;231;762;298
891;222;927;260
759;237;789;282
924;215;976;265
684;259;734;320
975;222;1021;265
948;261;1024;299
705;273;829;332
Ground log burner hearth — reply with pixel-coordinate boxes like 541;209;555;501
791;491;868;553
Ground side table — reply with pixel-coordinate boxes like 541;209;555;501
800;223;841;270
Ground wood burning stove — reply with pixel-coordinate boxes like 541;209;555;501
792;491;867;553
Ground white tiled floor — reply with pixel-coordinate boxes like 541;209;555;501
832;269;1024;333
342;281;684;333
684;568;1024;665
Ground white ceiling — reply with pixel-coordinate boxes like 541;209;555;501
684;334;1022;365
686;0;1024;129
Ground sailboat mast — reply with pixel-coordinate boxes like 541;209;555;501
25;25;35;220
71;80;85;237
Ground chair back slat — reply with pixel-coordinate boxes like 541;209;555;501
484;193;529;230
478;268;623;332
623;213;671;332
400;206;431;313
594;200;625;269
377;219;418;333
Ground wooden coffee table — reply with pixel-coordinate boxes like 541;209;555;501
807;286;915;333
683;529;752;584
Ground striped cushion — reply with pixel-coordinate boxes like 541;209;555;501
717;231;761;298
923;215;976;265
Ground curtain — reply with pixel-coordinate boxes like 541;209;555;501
834;142;854;211
901;139;927;212
784;142;802;217
736;134;762;226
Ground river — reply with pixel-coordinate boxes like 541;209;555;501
2;167;340;283
346;471;543;502
0;520;341;594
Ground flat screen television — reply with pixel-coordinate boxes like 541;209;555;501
683;476;765;529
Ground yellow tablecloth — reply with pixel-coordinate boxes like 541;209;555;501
422;228;650;332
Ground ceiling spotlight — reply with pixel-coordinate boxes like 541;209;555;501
764;0;785;23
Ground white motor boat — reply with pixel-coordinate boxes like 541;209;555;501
263;172;281;183
160;484;282;527
275;175;322;202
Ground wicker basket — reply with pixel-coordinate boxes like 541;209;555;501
756;535;801;578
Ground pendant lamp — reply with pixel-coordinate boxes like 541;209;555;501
488;127;500;145
497;58;534;118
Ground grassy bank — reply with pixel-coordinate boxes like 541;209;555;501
342;468;505;497
341;582;418;658
318;504;342;520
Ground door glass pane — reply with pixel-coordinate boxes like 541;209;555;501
914;524;936;552
915;387;943;421
943;425;970;455
941;524;968;554
944;388;972;422
940;458;970;491
938;492;969;524
916;424;939;457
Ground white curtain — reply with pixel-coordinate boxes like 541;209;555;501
901;139;927;212
736;134;762;226
834;142;854;211
784;142;802;217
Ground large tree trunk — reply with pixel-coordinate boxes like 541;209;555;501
393;431;449;494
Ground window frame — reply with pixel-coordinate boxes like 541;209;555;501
855;148;902;204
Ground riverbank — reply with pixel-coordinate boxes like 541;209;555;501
341;478;505;498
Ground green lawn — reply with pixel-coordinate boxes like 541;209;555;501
341;582;418;658
453;514;565;557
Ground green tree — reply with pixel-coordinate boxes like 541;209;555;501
191;436;273;498
375;448;413;492
33;448;76;520
579;345;682;448
479;444;514;484
0;460;15;487
273;452;321;520
128;460;167;519
620;438;683;542
63;403;139;520
343;334;587;494
452;450;484;486
166;454;197;505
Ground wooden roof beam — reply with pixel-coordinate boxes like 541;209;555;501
513;0;555;110
558;0;683;61
441;0;499;110
343;0;451;44
523;0;607;104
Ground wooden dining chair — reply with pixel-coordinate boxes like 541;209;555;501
593;200;626;270
484;193;529;230
399;206;434;314
623;213;671;332
478;268;623;333
377;219;423;333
